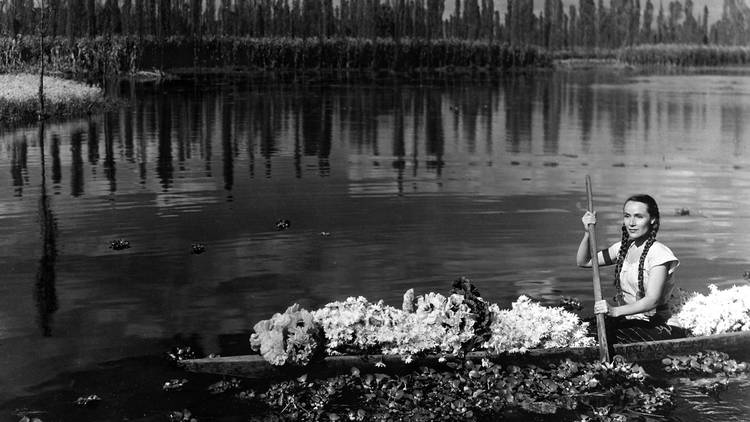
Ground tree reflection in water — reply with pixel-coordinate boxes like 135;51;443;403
35;120;58;337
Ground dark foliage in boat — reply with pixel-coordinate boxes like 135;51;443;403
451;276;492;350
559;296;583;312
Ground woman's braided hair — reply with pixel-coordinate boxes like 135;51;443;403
613;195;660;302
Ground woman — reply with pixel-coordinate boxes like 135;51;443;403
576;194;687;343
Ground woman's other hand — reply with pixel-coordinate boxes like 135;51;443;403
582;211;597;230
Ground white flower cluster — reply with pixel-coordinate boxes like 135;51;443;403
249;304;322;366
252;291;599;366
483;296;596;353
379;292;478;359
667;284;750;336
312;292;478;361
312;296;404;355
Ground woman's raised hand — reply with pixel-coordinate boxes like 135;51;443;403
582;211;597;230
594;299;609;315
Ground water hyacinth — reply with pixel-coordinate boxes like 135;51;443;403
667;284;750;336
260;357;674;421
484;296;596;353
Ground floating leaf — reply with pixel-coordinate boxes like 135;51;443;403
163;379;188;391
74;395;101;406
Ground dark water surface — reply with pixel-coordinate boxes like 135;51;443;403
2;70;750;420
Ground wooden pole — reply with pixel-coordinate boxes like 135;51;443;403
586;175;611;362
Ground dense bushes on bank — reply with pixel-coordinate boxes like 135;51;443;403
0;36;552;77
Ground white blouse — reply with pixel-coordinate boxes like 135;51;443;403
606;240;679;320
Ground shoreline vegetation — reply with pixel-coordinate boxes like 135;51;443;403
4;36;750;79
0;73;105;125
3;35;750;125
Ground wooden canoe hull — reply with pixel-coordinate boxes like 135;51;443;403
178;330;750;379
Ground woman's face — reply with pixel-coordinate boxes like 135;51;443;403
623;200;654;240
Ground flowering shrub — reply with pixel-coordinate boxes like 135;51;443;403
249;304;323;366
667;284;750;336
483;296;597;353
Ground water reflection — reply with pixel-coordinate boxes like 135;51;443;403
2;74;750;195
35;122;58;337
70;129;84;196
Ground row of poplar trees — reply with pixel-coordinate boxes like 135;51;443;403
1;0;749;47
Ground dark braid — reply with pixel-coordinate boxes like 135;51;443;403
613;225;632;303
637;222;660;299
613;195;661;302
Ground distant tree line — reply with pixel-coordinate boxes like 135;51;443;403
1;0;749;48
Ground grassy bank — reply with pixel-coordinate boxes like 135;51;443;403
620;44;750;67
0;73;104;125
0;36;553;77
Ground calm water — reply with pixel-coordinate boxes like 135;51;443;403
2;70;750;420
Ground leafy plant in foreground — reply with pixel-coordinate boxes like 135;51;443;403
257;357;673;421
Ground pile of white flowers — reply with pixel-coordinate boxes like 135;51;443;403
379;292;479;360
253;290;597;366
250;284;750;366
312;296;404;355
667;284;750;336
483;296;597;353
249;304;323;366
312;292;480;362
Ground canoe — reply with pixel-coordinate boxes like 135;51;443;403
179;330;750;379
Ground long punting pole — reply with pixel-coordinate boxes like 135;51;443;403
586;175;611;362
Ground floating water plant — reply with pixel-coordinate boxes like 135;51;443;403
109;239;130;250
163;379;189;391
74;394;101;406
165;346;197;363
207;378;242;395
254;357;674;421
168;409;197;422
275;219;291;230
661;351;748;376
